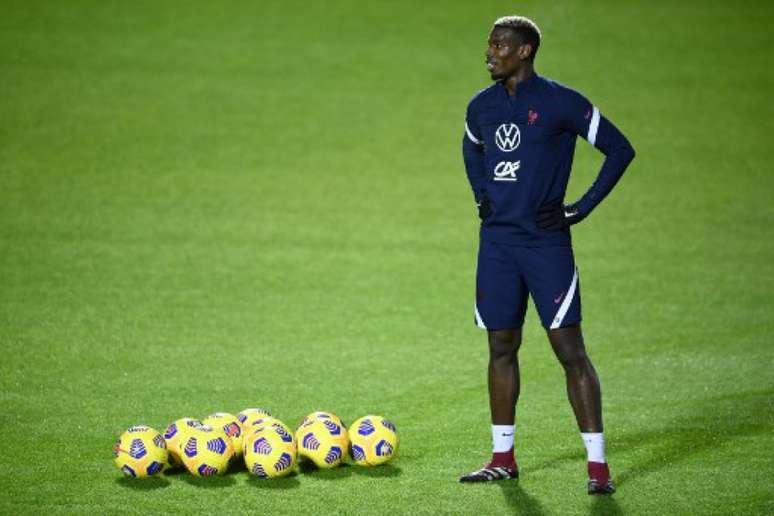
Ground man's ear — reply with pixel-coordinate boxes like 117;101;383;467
517;43;533;61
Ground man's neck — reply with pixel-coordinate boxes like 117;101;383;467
503;65;535;97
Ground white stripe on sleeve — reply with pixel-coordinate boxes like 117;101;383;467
465;122;483;145
587;106;600;146
550;268;579;330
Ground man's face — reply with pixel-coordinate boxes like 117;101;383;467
486;27;526;81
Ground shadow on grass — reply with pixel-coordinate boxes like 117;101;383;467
297;460;353;480
613;387;772;487
349;463;403;478
526;387;773;493
162;466;188;477
589;495;622;516
181;475;237;488
497;481;547;516
246;473;301;490
115;476;170;490
225;459;248;476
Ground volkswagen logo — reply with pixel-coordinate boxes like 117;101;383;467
495;123;521;152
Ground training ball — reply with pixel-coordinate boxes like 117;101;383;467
163;418;205;468
348;415;399;466
237;408;275;449
299;410;344;428
113;425;168;478
296;417;349;468
179;424;235;477
202;412;243;458
244;418;297;478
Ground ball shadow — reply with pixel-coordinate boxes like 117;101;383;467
349;463;403;478
246;473;301;490
181;475;237;488
115;476;170;490
297;460;353;480
162;466;189;477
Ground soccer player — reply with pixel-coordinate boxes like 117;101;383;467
458;16;635;495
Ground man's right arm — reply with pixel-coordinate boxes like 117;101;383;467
462;105;488;211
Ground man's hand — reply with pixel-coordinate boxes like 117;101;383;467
536;202;584;231
477;196;492;220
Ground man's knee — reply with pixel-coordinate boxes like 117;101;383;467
548;327;590;372
488;329;520;362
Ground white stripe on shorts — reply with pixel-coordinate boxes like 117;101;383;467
550;268;579;329
474;303;487;329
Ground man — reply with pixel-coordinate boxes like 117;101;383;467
458;16;635;495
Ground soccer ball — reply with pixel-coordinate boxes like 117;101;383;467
163;417;205;468
243;418;297;478
296;417;349;468
113;425;168;478
202;412;243;458
299;410;344;428
179;424;235;476
348;415;399;466
237;408;275;450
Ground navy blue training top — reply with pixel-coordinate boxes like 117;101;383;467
463;73;635;247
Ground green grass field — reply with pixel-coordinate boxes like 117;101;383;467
1;0;773;514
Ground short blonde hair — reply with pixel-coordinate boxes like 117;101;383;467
493;16;541;62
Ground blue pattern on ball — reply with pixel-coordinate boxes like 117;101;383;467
197;464;218;476
207;437;227;455
375;439;394;457
253;437;273;455
121;465;136;477
322;420;341;435
164;424;178;439
302;433;320;451
184;437;198;457
358;419;375;436
324;446;342;465
147;461;163;475
252;463;267;477
351;444;366;462
273;424;293;443
129;438;147;459
381;419;397;433
153;435;166;449
274;452;292;472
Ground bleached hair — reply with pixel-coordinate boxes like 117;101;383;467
493;16;541;62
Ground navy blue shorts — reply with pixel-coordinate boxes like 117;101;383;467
475;241;581;330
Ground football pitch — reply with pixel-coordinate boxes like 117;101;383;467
1;0;772;514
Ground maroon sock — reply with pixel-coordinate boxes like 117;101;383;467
489;448;517;469
588;461;610;484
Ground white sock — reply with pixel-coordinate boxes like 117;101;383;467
492;425;515;453
581;432;606;463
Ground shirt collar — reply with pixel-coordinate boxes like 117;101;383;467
498;72;540;97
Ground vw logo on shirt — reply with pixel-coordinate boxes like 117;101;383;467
495;123;521;152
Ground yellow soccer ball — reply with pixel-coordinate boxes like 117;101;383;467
237;408;275;450
299;411;344;428
163;417;205;468
179;424;234;476
296;417;349;468
244;418;297;478
202;412;243;458
348;415;399;466
113;425;168;478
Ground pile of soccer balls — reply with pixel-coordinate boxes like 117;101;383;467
113;409;398;478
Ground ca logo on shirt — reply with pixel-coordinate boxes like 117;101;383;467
494;161;520;181
495;123;521;152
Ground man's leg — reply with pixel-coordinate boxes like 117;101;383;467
488;328;523;426
547;324;614;495
460;328;522;482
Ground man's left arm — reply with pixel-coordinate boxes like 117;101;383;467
537;89;636;230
